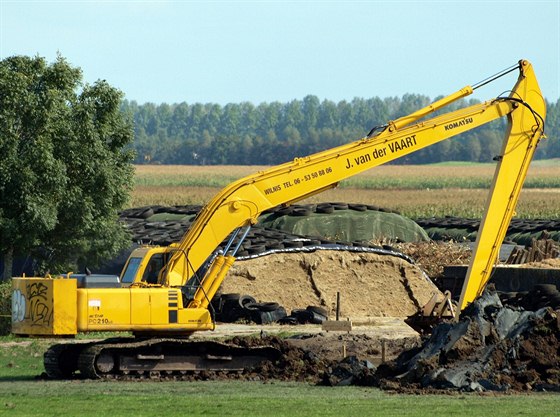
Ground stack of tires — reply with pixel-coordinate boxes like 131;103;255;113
211;293;330;325
211;293;287;324
279;306;328;325
244;301;287;325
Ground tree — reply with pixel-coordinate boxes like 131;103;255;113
302;95;320;130
125;92;558;165
0;55;134;280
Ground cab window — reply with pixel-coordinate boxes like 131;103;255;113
121;257;142;283
142;254;165;284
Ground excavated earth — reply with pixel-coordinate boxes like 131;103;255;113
171;287;560;393
374;288;560;393
221;251;440;319
174;250;560;392
140;251;560;393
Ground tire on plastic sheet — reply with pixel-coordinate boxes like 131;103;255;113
306;305;328;317
250;306;287;324
239;295;257;309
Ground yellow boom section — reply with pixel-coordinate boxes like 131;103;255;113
458;60;546;310
164;60;545;312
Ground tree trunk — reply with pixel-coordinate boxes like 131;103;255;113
2;248;13;282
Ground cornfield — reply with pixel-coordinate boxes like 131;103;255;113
130;162;560;219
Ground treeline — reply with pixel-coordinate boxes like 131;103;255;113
122;95;559;165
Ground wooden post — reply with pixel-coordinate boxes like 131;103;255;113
322;291;352;332
336;291;340;321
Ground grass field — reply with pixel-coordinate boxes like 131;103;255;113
130;162;560;218
1;338;560;417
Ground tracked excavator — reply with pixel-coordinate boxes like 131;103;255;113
11;59;546;379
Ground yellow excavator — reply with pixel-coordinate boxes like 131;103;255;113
11;59;546;378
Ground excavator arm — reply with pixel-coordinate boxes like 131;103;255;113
163;59;546;312
457;61;546;310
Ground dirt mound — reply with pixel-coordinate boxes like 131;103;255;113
224;288;560;391
287;332;419;365
396;241;472;280
164;336;338;384
375;289;560;392
220;251;441;319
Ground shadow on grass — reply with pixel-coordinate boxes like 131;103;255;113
0;375;43;382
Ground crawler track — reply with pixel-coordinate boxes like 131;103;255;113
44;338;281;380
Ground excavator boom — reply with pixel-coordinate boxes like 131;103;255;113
165;60;545;313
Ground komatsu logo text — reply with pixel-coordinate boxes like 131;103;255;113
444;117;473;131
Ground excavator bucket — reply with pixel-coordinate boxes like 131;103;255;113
405;291;456;334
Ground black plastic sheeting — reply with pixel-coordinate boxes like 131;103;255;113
417;216;560;245
372;288;560;392
320;287;560;391
236;242;415;265
396;293;548;390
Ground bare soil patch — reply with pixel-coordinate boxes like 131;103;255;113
221;251;441;319
212;244;560;392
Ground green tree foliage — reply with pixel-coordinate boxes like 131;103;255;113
0;55;134;280
124;96;558;166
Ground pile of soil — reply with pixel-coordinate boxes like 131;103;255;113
395;241;472;281
286;332;420;365
220;251;441;319
375;289;560;392
184;288;560;392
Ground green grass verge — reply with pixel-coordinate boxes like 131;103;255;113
2;379;560;417
1;338;560;417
